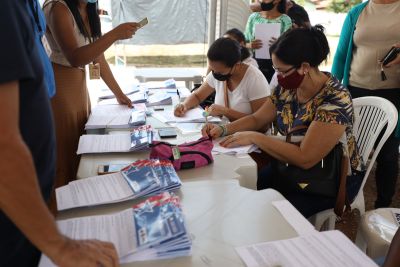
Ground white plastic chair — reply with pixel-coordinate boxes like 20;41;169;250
309;96;398;231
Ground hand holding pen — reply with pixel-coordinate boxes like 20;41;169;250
174;89;187;117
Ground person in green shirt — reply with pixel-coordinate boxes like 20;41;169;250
245;0;292;82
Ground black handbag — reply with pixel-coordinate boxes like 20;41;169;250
270;125;350;216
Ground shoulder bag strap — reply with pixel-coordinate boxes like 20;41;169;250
224;81;230;109
334;152;351;217
285;125;309;143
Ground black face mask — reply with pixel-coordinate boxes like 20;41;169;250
260;1;275;11
212;68;233;81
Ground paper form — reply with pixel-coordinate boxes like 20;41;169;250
174;122;204;134
56;173;134;211
57;209;136;257
236;230;378;267
272;200;316;236
255;23;280;60
212;139;258;155
76;134;132;154
152;107;221;123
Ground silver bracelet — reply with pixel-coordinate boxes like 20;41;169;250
219;124;228;137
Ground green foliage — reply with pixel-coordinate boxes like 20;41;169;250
329;0;362;13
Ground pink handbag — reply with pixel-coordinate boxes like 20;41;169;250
150;137;214;170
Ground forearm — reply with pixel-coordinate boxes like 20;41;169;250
224;108;248;121
96;54;124;97
0;137;64;261
182;92;201;109
225;114;260;134
68;31;117;67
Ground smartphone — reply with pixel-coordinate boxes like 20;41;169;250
381;47;400;66
138;17;148;28
158;128;177;139
97;164;128;175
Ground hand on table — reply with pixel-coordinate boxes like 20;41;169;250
174;103;187;117
219;131;255;148
50;237;119;267
201;123;223;139
116;94;132;108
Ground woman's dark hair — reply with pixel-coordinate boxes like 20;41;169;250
287;4;310;28
269;24;329;67
64;0;101;40
207;37;241;67
224;28;251;61
277;0;287;14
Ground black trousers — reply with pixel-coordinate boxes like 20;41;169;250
255;58;274;83
348;85;400;208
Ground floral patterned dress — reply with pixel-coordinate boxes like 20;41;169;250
270;73;364;173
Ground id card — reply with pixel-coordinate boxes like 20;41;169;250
172;146;181;160
89;63;101;79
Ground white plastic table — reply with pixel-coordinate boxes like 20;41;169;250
55;180;299;267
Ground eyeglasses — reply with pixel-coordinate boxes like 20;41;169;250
272;65;296;76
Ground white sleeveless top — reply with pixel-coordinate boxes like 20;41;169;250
43;0;89;68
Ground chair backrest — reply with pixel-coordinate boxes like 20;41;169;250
352;96;398;193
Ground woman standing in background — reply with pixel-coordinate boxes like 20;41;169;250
43;0;138;192
244;0;292;82
332;0;400;208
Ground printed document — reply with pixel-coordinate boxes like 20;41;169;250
255;23;280;59
236;230;378;267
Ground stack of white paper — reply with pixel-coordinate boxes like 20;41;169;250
145;78;177;89
56;159;182;211
77;134;132;154
98;84;140;100
77;126;155;154
236;230;378;267
146;92;172;106
39;193;191;266
152;107;221;123
85;105;148;129
98;88;148;105
174;122;204;134
212;139;258;155
85;105;134;129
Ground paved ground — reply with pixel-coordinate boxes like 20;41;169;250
336;161;400;242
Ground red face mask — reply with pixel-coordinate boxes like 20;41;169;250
277;69;305;90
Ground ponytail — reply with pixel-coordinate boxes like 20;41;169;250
240;46;251;62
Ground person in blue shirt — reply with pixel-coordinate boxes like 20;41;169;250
26;0;56;98
0;1;118;266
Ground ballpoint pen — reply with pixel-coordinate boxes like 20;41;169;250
176;88;181;104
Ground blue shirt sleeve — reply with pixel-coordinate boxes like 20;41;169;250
26;0;56;98
0;1;35;84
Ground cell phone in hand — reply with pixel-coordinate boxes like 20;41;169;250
381;47;400;66
158;128;177;139
97;164;128;175
138;17;148;28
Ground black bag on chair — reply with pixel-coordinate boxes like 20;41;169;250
270;125;350;216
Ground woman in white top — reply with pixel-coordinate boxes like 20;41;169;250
43;0;139;190
175;38;269;121
223;28;258;68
